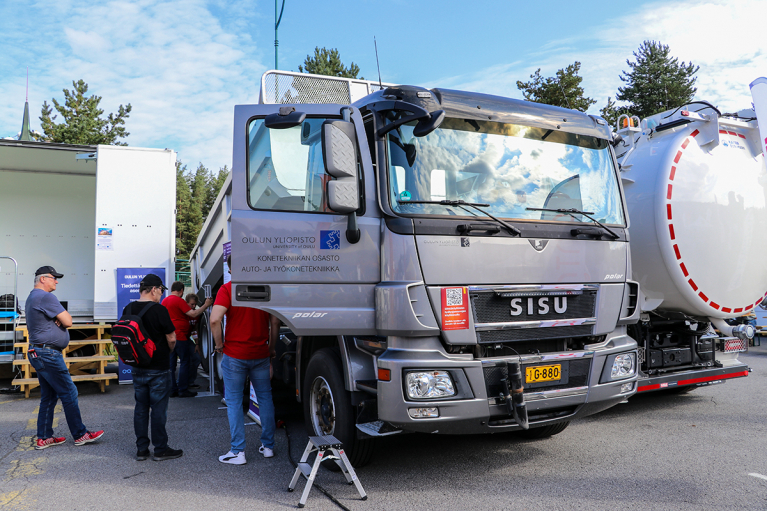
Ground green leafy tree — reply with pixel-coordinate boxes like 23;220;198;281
298;47;362;78
616;41;699;119
516;62;596;112
174;162;230;259
204;165;229;215
39;79;132;145
175;161;200;259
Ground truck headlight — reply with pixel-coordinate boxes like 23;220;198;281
406;371;455;400
611;353;636;379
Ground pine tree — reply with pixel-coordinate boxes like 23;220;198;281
616;41;699;119
298;47;362;78
205;165;229;216
174;161;201;259
39;79;131;145
516;62;596;112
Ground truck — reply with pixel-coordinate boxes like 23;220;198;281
0;141;177;353
615;78;767;393
191;70;641;466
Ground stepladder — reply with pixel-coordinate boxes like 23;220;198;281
288;435;367;508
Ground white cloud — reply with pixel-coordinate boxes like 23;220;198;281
439;0;767;116
0;0;266;169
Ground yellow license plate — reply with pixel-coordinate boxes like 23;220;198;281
526;364;562;383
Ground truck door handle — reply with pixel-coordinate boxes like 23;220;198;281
235;285;271;302
457;223;501;234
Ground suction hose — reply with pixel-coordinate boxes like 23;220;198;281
501;361;529;430
709;317;755;341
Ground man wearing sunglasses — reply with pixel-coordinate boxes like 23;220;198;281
25;266;104;450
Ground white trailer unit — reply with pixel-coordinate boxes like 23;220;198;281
0;141;176;324
616;80;767;392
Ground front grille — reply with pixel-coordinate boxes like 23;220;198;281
483;358;591;399
477;326;593;344
472;291;597;324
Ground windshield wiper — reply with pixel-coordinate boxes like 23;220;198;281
398;199;521;236
526;207;620;239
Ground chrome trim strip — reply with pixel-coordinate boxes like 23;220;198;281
480;351;595;365
525;386;589;401
475;318;596;331
469;284;599;294
486;386;589;404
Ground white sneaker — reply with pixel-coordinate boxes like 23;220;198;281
218;451;246;465
259;445;274;458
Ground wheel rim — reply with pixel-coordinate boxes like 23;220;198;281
309;376;335;435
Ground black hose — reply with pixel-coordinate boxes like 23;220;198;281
280;422;353;511
662;101;721;119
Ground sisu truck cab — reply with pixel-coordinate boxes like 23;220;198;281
192;71;641;466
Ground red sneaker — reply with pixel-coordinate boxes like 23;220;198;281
74;430;105;446
35;437;66;450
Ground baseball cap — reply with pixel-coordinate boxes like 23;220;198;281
35;266;64;278
140;274;168;291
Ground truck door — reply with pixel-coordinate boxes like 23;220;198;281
229;104;380;336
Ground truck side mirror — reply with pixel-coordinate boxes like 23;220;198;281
322;120;361;243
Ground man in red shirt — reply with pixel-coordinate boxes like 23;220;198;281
211;256;279;464
162;281;213;397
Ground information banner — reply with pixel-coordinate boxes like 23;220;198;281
441;287;470;330
115;267;167;383
223;241;232;285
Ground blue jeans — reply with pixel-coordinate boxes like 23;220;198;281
170;340;193;392
28;346;87;440
170;343;201;392
222;354;275;452
132;367;171;453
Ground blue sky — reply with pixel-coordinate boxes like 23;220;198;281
1;0;764;170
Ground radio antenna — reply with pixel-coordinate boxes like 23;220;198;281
374;36;383;89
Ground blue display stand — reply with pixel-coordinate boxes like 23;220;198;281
115;268;166;384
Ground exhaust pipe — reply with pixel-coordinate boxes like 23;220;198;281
709;317;754;341
501;361;529;430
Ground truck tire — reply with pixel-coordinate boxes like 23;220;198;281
517;421;570;439
198;313;211;373
303;348;374;468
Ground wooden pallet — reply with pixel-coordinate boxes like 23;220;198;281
12;324;117;398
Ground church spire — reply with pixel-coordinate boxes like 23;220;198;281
19;68;32;141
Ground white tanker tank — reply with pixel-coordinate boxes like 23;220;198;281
614;78;767;392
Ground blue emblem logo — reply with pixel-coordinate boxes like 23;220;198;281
320;230;341;249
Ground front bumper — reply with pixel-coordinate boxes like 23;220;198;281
375;335;637;434
636;362;749;392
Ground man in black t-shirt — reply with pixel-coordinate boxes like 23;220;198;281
122;274;183;461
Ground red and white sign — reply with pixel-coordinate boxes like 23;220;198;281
441;287;469;330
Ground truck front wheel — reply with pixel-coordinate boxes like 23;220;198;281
303;348;374;468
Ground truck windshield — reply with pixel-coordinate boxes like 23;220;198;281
386;118;625;225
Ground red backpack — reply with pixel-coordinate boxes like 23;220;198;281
111;302;157;367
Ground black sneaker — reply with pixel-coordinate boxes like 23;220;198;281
178;390;197;398
189;383;201;389
170;391;179;398
136;449;150;461
153;448;183;461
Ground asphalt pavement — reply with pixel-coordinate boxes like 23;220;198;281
2;346;767;511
